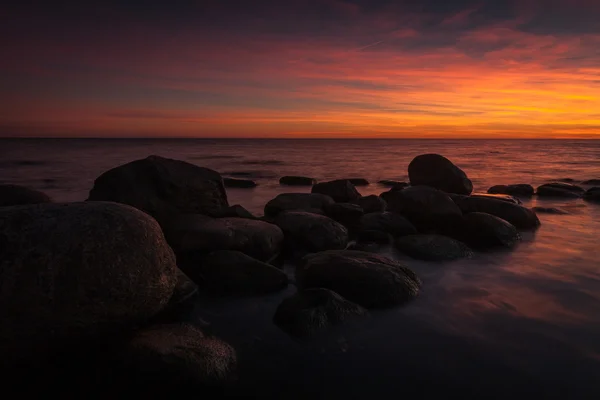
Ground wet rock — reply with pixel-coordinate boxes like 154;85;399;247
346;178;370;186
222;178;257;188
354;195;386;213
297;250;421;308
88;155;228;225
378;180;409;189
532;206;569;215
537;183;585;198
274;288;368;338
154;269;199;323
0;202;178;363
188;250;287;295
311;179;361;203
582;179;600;185
488;184;535;197
408;154;473;195
356;229;393;245
583;187;600;203
212;204;256;219
165;215;283;262
325;203;364;228
385;186;462;232
264;193;334;217
395;234;473;261
555;178;578;183
469;193;522;205
279;176;316;186
274;211;348;255
0;184;51;207
346;241;383;253
454;212;521;249
451;195;540;230
358;212;417;237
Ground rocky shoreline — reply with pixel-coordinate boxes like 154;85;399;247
1;153;599;394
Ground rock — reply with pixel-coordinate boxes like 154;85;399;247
186;250;288;295
274;288;368;338
354;195;386;213
358;212;417;237
537;183;585;198
264;193;334;217
488;184;535;197
385;186;462;232
346;178;369;186
0;202;178;363
469;193;522;205
274;212;348;255
311;179;361;203
297;250;421;308
211;204;256;219
408;154;473;195
346;242;383;253
324;203;364;228
451;195;540;230
165;215;283;262
0;184;51;207
356;229;393;244
378;180;409;189
532;206;569;215
582;179;600;185
122;324;236;387
555;178;578;183
154;269;199;323
222;178;257;188
583;187;600;203
87;155;228;225
395;234;473;261
279;176;317;186
454;212;521;249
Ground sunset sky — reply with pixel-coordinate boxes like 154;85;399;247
1;0;599;138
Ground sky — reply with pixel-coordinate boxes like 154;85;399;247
1;0;599;138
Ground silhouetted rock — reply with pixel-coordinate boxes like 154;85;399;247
274;211;348;255
0;202;178;364
582;179;600;185
222;177;257;188
378;180;409;189
154;269;199;323
274;288;367;338
87;155;228;225
537;183;585;198
346;241;384;253
312;179;361;203
488;184;535;197
279;176;316;186
454;212;521;249
297;250;421;308
396;234;473;261
532;206;569;215
583;187;600;203
0;184;51;207
346;178;369;186
354;195;386;213
212;204;256;219
325;203;364;229
359;212;417;237
264;193;334;217
408;154;473;195
451;195;540;230
469;193;522;205
356;229;393;244
555;178;578;183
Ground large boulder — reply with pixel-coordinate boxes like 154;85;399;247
582;179;600;185
165;215;283;262
279;176;316;186
222;178;257;188
536;183;585;198
0;184;52;207
408;154;472;195
264;193;334;217
274;288;368;338
395;234;473;261
87;155;228;225
583;187;600;203
297;250;421;309
0;202;178;363
187;250;288;295
354;195;386;213
274;212;348;255
311;179;361;203
469;193;522;205
211;204;256;219
345;178;369;186
324;203;364;228
488;184;534;197
385;186;463;232
453;212;521;249
451;195;540;230
358;212;417;237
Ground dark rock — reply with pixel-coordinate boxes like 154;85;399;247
582;179;600;185
311;179;361;203
454;212;521;249
537;183;585;198
264;193;334;217
153;269;199;323
325;203;364;228
87;155;228;225
378;180;409;189
188;250;287;295
297;250;421;309
555;178;578;183
274;288;368;338
396;234;473;261
488;184;535;197
408;154;473;195
451;195;540;230
346;178;370;186
274;211;348;255
532;206;569;215
222;178;257;188
212;204;256;219
0;202;178;363
385;186;462;232
358;212;417;237
469;193;522;205
356;229;393;244
346;242;383;253
279;176;316;186
583;187;600;203
354;195;386;213
0;184;51;207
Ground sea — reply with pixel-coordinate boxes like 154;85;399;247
1;138;600;398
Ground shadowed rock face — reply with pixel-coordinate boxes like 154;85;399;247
354;195;387;213
408;154;473;195
0;201;178;363
488;184;534;197
358;212;417;237
451;195;540;230
297;250;421;309
264;193;334;217
87;155;228;225
274;288;368;338
325;203;364;228
452;212;521;249
311;179;361;203
274;211;349;255
0;184;52;207
536;183;585;198
395;234;473;261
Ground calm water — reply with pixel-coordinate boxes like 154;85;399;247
2;138;600;398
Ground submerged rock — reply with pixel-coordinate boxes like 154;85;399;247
279;176;316;186
378;180;409;189
583;187;600;203
274;288;368;338
582;179;600;185
264;193;334;217
87;155;228;225
451;195;540;230
555;178;578;183
408;154;473;195
274;211;348;255
536;183;585;198
395;234;473;261
488;184;535;197
454;212;521;249
358;212;417;237
354;195;386;213
222;178;257;188
311;179;361;203
346;178;370;186
532;206;569;215
0;184;52;207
